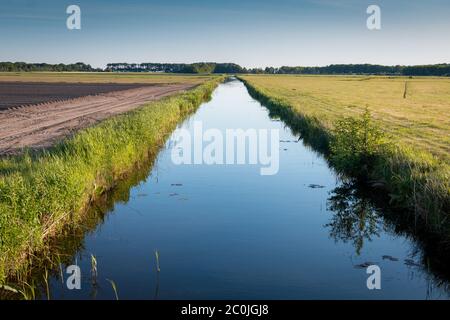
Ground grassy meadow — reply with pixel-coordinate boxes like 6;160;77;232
240;74;449;243
0;75;223;282
240;75;450;161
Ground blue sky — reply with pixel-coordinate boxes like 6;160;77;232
0;0;449;68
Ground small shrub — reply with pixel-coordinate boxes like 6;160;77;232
330;109;389;178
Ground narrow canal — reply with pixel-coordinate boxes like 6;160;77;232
45;79;449;299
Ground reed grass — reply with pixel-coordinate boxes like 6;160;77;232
91;254;98;286
0;77;223;282
107;279;119;300
43;269;50;300
155;250;161;273
18;280;36;300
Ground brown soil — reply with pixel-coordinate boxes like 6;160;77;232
0;82;158;110
0;83;195;155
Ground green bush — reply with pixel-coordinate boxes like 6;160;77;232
330;109;390;178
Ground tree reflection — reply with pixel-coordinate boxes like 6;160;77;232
326;181;384;255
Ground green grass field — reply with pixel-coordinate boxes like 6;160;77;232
240;75;450;162
0;72;217;85
240;74;449;243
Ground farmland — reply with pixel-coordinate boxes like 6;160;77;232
0;72;216;112
0;73;218;155
0;82;155;110
0;72;216;85
0;83;197;155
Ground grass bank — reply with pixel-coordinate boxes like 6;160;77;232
0;77;223;282
239;75;449;249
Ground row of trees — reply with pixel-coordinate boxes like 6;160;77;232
402;64;450;76
263;64;450;76
106;62;450;76
0;62;99;72
105;62;245;74
105;63;187;73
2;62;449;76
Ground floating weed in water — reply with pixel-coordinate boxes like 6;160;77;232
106;279;119;300
404;259;421;267
155;250;161;273
382;255;399;262
137;193;148;197
354;262;377;269
91;254;98;284
308;184;325;189
171;183;183;186
169;193;179;197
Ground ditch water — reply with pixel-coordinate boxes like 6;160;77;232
45;79;449;299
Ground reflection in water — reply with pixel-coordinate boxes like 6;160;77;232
154;272;160;300
326;181;450;298
326;182;384;255
1;152;158;300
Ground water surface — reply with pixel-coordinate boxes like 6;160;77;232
46;80;449;299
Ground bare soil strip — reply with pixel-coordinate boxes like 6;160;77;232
0;82;157;110
0;83;195;155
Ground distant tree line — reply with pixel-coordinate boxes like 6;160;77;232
106;62;450;76
263;64;450;76
0;62;100;72
2;61;449;76
105;62;245;74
